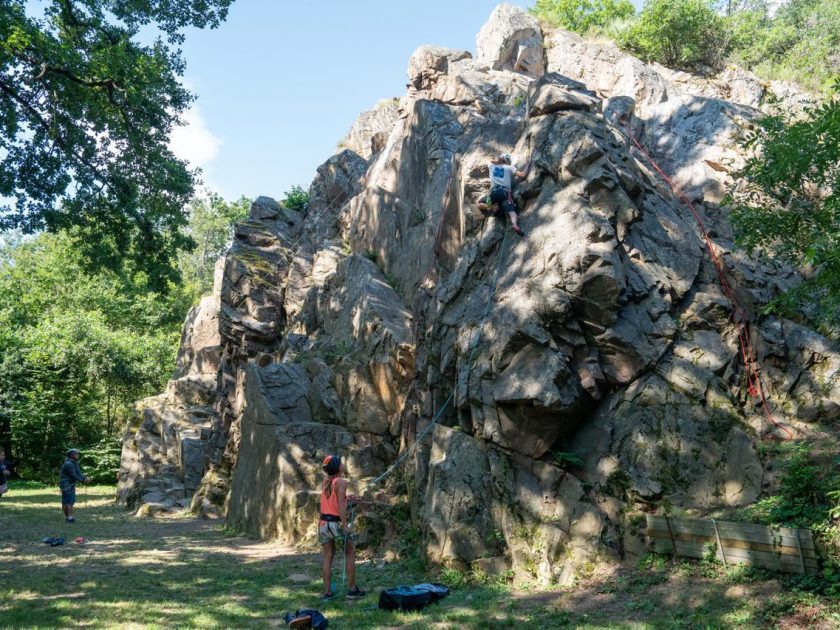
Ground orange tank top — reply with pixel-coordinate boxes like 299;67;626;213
320;476;341;518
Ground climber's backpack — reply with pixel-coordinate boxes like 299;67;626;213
378;583;450;612
282;608;328;629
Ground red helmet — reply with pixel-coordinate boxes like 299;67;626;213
322;454;341;475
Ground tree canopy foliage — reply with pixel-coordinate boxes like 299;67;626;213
0;232;185;476
0;0;233;289
531;0;839;89
178;193;250;298
726;0;840;93
0;193;248;478
530;0;635;34
731;89;840;333
617;0;728;69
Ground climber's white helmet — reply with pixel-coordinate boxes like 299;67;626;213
498;153;512;164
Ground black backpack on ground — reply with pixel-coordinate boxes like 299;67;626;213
378;583;450;612
282;608;327;629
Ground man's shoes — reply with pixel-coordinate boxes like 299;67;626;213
512;226;525;236
319;591;337;601
345;586;366;600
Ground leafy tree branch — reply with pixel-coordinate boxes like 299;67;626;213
0;0;233;289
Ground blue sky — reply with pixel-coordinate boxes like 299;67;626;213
172;1;645;202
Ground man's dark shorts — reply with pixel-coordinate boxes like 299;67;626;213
489;187;516;214
61;485;76;505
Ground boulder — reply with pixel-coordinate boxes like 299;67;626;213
422;426;607;585
545;29;668;115
426;60;533;117
407;46;472;91
573;372;764;508
340;99;401;160
476;4;545;77
527;74;601;115
641;95;758;202
285;148;368;326
225;360;395;542
174;294;221;378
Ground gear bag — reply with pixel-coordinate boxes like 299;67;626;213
378;583;449;612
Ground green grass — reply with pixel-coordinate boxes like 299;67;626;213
1;482;839;628
0;483;534;628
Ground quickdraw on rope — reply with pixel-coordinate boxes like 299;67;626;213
616;119;792;439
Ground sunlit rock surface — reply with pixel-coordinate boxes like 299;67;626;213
120;4;837;584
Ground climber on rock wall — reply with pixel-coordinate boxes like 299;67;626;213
318;454;366;601
477;152;532;236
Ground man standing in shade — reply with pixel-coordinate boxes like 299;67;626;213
59;448;89;523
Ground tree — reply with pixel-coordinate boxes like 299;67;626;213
716;0;839;93
0;0;233;289
618;0;729;69
178;192;250;298
0;231;191;476
530;0;635;34
730;88;840;332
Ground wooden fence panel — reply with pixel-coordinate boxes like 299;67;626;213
645;524;818;558
646;516;815;550
645;515;818;575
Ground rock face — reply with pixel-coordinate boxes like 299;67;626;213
476;3;545;77
117;278;222;512
120;5;839;584
340;100;401;160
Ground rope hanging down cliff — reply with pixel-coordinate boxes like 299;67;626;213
364;226;512;491
362;134;533;491
613;117;793;440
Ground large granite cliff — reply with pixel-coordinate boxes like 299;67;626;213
118;4;838;584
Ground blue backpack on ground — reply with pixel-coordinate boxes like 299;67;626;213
378;583;450;612
282;608;327;629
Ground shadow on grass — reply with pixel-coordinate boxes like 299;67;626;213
5;484;832;628
0;483;518;628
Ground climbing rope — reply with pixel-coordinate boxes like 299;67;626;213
339;501;354;595
615;119;793;439
364;227;513;491
363;135;535;491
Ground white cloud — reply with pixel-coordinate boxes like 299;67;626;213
169;106;222;171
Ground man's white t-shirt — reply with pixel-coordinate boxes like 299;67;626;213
488;163;515;190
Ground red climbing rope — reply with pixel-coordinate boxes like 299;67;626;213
619;121;793;439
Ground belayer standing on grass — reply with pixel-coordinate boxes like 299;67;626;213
478;152;532;236
319;454;366;601
59;448;90;523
